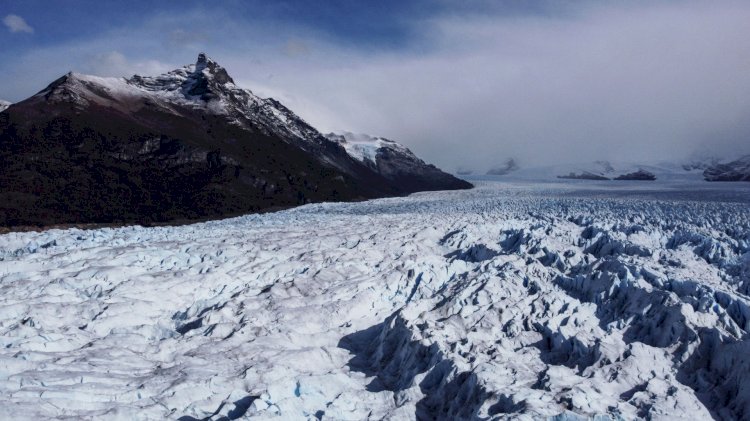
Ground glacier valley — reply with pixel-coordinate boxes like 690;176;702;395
1;178;749;420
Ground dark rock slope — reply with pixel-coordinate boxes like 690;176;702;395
0;54;471;227
557;172;610;181
614;169;656;180
325;132;471;193
703;155;750;181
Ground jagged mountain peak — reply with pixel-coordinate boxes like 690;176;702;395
128;53;236;100
24;54;327;151
190;53;235;87
196;52;211;66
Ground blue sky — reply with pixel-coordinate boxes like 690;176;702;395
0;0;573;100
1;0;424;52
2;1;750;168
1;1;563;52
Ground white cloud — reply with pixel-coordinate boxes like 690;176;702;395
85;51;170;78
3;14;34;34
231;1;750;168
2;2;750;170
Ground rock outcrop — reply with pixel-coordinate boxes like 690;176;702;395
703;155;750;181
614;169;657;181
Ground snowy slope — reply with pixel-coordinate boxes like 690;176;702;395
704;155;750;181
324;132;470;191
325;132;414;164
1;180;749;419
0;100;10;112
129;54;328;152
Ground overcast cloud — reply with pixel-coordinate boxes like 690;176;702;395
1;1;749;169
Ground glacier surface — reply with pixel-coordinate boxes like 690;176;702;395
1;179;749;420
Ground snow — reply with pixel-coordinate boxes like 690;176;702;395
125;57;325;149
0;99;10;112
74;74;135;95
327;132;413;164
1;179;749;419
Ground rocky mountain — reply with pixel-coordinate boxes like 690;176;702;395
557;171;610;180
703;155;750;181
555;161;615;180
325;132;471;192
0;54;471;227
0;100;10;113
614;169;656;180
553;162;659;181
683;157;720;171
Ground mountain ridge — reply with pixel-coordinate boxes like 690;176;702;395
325;132;471;192
703;155;750;181
0;54;470;227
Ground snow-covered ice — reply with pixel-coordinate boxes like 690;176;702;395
1;179;749;420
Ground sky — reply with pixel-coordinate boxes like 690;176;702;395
1;0;749;170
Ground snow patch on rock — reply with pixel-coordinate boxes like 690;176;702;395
326;132;413;164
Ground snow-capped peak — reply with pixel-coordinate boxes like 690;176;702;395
28;54;328;151
32;72;138;107
123;54;329;148
0;99;10;112
188;53;235;89
128;53;236;100
193;52;231;84
195;52;212;69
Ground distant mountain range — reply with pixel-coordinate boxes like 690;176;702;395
703;155;750;181
477;158;750;182
0;54;470;227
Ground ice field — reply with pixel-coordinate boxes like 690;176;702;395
1;178;749;420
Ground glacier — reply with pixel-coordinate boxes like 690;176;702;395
0;178;749;420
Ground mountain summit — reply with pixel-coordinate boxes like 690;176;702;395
0;54;470;227
128;53;236;101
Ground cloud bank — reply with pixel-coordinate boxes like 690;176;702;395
2;2;749;169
